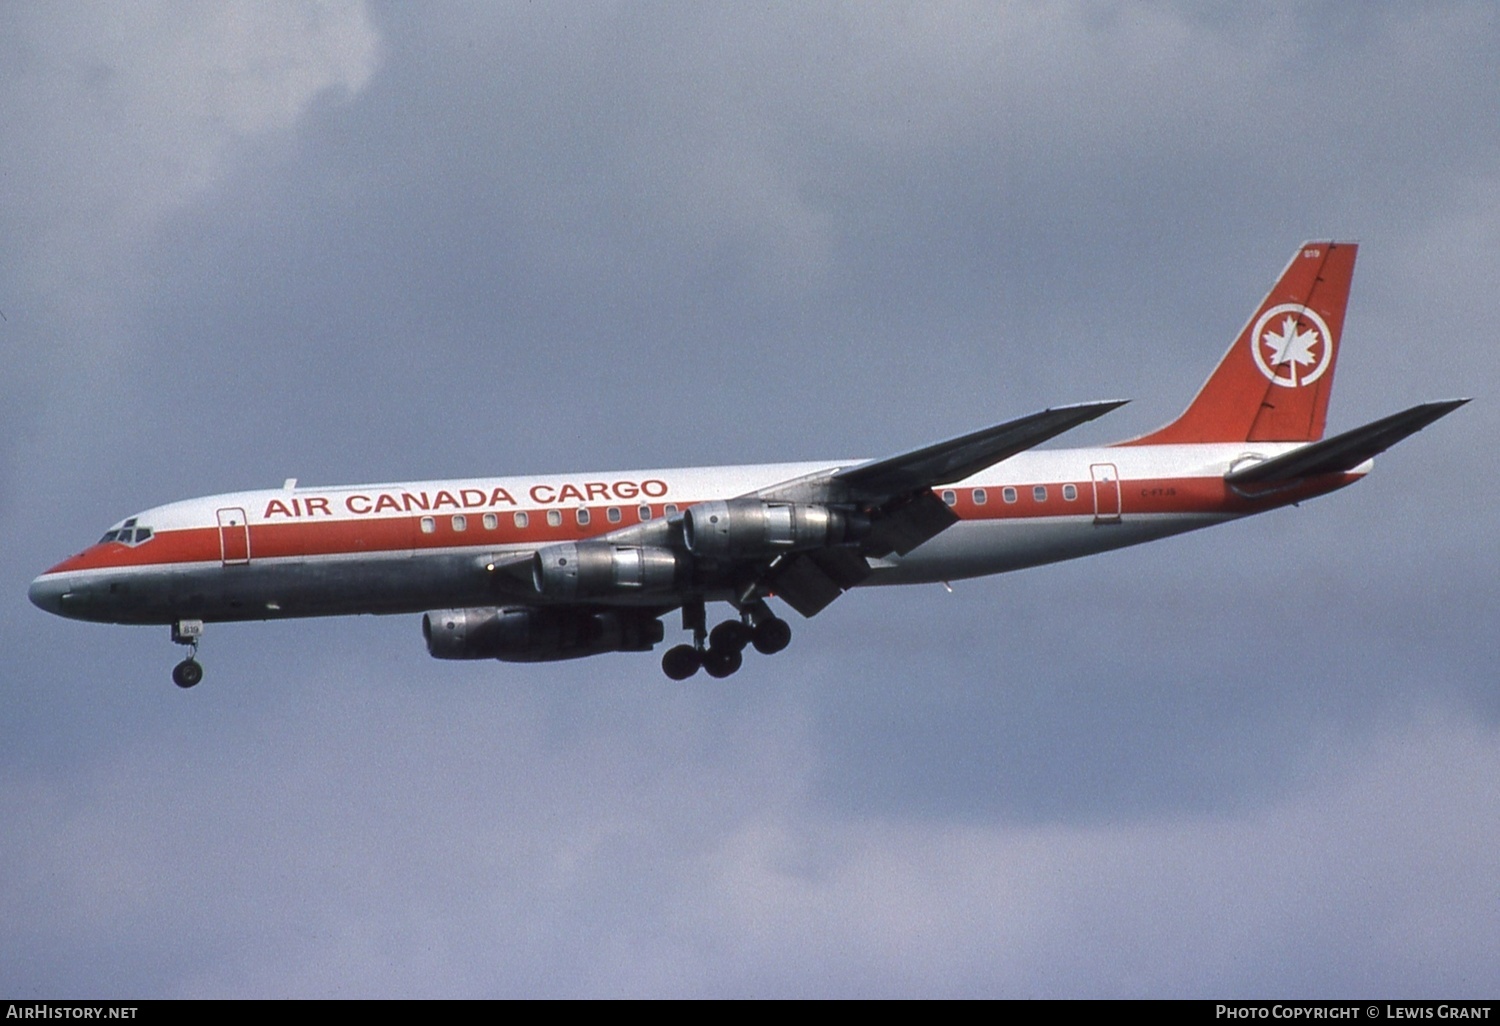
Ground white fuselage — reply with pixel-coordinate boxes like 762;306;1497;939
29;441;1355;626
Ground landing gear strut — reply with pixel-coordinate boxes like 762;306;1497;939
661;599;707;680
658;599;791;680
170;620;204;689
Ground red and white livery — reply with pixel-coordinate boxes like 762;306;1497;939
30;242;1466;685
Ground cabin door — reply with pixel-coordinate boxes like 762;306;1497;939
217;507;251;565
1090;464;1122;524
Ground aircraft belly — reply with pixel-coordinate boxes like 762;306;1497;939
865;513;1231;585
67;554;510;624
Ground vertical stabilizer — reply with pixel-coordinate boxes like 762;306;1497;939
1120;241;1358;445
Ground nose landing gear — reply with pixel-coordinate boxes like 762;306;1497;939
170;620;204;689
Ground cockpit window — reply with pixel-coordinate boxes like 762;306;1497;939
100;521;155;546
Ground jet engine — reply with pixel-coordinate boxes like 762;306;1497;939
682;498;867;562
530;542;683;599
423;606;664;662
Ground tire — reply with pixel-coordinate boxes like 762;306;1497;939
751;617;792;655
708;620;751;652
661;644;701;680
702;646;743;679
172;659;203;689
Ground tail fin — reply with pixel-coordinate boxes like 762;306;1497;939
1120;241;1358;445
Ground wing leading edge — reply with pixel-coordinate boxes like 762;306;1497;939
832;400;1130;497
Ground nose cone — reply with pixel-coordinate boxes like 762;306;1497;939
29;574;71;616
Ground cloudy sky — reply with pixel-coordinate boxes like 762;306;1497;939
3;1;1498;998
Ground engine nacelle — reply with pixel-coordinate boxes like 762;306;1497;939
423;607;665;662
531;542;683;599
682;499;866;561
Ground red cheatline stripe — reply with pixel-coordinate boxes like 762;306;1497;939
46;474;1355;575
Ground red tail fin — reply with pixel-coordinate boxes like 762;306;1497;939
1121;241;1358;445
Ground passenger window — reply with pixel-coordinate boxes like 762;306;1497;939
607;507;622;523
638;505;652;521
1063;484;1078;501
942;490;957;506
1033;486;1047;502
576;508;590;526
483;513;498;530
514;511;529;529
420;516;436;534
973;489;987;505
1002;487;1017;503
664;504;678;517
547;510;562;527
452;515;467;532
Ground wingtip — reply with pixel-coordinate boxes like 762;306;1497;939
1055;398;1131;413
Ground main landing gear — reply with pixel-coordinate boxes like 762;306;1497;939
660;599;792;680
170;620;204;689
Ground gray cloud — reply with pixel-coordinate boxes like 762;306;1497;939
5;671;1494;997
4;0;1496;997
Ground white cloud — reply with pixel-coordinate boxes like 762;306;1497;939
3;0;378;276
0;0;380;503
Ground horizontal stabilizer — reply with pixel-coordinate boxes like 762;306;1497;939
835;400;1128;498
1225;399;1469;488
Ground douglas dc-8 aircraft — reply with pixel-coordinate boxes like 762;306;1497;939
31;242;1466;687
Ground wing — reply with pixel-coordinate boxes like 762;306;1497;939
752;400;1128;615
830;400;1130;497
476;400;1128;621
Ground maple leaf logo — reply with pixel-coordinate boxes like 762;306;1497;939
1262;315;1321;374
1250;304;1334;387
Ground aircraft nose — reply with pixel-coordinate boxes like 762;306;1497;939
28;574;70;616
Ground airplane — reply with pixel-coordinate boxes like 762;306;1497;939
29;241;1467;687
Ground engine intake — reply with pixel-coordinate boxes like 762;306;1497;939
531;542;683;599
423;607;665;662
683;499;866;561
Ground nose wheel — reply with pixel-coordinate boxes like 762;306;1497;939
170;620;205;689
172;658;203;688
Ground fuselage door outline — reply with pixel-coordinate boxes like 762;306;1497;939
1090;464;1122;524
217;508;251;566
